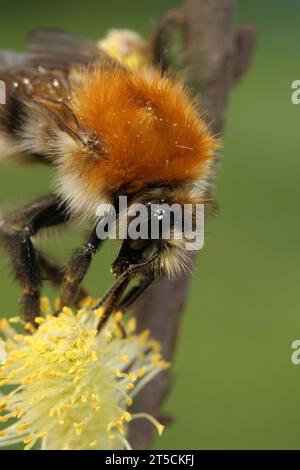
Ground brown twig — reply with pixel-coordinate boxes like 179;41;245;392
129;0;255;449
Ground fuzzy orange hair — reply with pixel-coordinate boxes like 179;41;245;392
70;65;218;195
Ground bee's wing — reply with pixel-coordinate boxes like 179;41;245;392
27;28;118;70
0;29;119;161
0;66;69;103
0;50;27;70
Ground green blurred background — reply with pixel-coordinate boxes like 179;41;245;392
0;0;299;450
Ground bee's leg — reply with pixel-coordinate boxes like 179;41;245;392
112;275;154;338
150;9;183;72
116;274;155;312
95;273;130;331
59;227;104;309
0;194;69;323
95;250;161;331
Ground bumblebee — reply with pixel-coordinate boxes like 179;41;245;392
0;28;218;326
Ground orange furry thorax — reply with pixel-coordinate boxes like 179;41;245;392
69;65;217;196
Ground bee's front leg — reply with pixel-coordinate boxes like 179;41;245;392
0;194;69;324
59;226;104;309
94;246;161;331
94;272;155;333
116;274;155;312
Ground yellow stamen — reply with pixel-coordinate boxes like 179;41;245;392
8;316;22;324
114;311;123;323
90;351;98;362
16;422;29;434
74;422;85;436
24;323;35;333
0;297;169;450
126;317;136;334
40;297;51;315
133;413;164;436
62;306;73;316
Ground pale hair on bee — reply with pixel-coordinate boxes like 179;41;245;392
0;27;219;326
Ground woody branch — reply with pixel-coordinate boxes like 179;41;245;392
129;0;255;449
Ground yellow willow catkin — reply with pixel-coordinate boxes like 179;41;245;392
0;299;169;450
